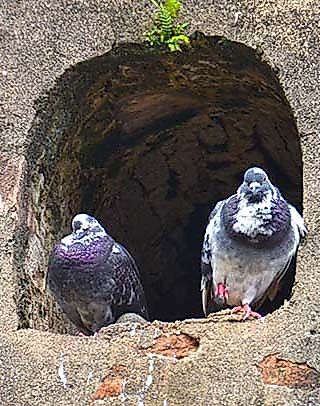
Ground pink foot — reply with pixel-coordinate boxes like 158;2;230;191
215;283;229;301
231;304;262;320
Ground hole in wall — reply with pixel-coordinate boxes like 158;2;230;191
16;33;303;333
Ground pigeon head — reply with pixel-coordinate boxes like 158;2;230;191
223;166;291;242
71;214;107;239
237;167;275;204
72;214;105;236
61;214;107;246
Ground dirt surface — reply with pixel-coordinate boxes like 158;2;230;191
0;1;320;405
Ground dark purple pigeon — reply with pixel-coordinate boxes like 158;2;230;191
47;214;149;335
201;167;306;320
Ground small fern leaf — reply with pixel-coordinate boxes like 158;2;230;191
156;5;173;40
171;34;190;45
168;42;179;52
165;0;181;18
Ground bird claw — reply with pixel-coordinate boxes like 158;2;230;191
215;283;229;302
231;304;262;320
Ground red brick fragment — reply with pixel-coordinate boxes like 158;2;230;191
91;376;123;400
91;364;127;400
147;333;199;359
259;354;320;390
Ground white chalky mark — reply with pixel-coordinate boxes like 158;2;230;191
146;374;153;387
58;352;68;388
86;371;93;385
154;329;160;339
148;357;155;373
137;357;156;405
119;391;127;402
0;194;4;214
234;11;242;24
145;357;154;388
130;325;137;336
163;400;168;406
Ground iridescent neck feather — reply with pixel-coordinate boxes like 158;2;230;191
222;191;291;244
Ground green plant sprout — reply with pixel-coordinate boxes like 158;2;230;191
145;0;190;52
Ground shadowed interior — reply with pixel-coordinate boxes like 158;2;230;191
19;35;303;332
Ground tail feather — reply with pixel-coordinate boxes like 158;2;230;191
201;278;211;317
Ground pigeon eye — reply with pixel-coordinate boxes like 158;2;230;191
73;220;82;231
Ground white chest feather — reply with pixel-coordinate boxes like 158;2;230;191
232;196;273;238
60;230;106;248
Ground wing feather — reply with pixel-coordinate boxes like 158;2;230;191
107;242;149;319
289;204;307;242
201;200;226;316
257;204;306;307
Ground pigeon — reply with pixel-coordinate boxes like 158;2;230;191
201;167;306;320
47;213;149;335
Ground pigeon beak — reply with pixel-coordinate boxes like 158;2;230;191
76;227;88;233
247;182;263;202
248;181;261;193
73;226;89;239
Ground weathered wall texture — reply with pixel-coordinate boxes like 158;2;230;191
19;36;303;334
0;1;319;405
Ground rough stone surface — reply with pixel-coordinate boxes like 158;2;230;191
0;1;320;405
18;36;302;332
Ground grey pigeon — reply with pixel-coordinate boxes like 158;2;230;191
47;214;149;335
201;167;306;320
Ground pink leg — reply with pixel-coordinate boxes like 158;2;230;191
215;283;229;301
231;303;262;320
